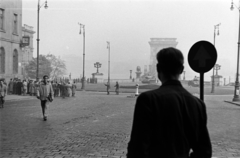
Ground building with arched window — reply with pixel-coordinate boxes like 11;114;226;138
0;0;34;81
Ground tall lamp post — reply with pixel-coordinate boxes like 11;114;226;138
78;23;85;90
211;23;220;93
107;41;110;84
231;0;240;101
36;0;48;80
130;70;132;79
183;71;186;80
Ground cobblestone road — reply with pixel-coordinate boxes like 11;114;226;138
0;92;240;158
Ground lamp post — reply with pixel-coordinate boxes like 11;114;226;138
94;62;102;73
183;71;186;80
211;23;220;93
130;70;132;79
36;0;48;80
107;41;110;84
231;0;240;101
78;23;85;90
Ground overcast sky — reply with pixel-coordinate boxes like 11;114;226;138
22;0;238;82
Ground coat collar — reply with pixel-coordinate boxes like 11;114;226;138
161;80;182;87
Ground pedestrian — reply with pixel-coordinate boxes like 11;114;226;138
12;79;17;94
59;82;63;98
22;80;27;96
53;82;59;97
104;82;110;95
114;81;119;95
0;79;7;108
61;82;67;99
27;79;30;94
29;80;34;96
72;81;77;97
67;82;72;97
56;82;60;97
36;75;54;121
34;79;40;96
8;78;13;94
127;47;212;157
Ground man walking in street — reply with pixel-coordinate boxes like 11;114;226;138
0;79;7;108
127;47;212;158
114;81;119;95
37;75;54;121
104;82;110;95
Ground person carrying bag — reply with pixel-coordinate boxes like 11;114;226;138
36;75;54;121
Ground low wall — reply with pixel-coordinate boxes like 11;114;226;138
102;79;133;83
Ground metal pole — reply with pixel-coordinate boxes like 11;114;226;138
200;73;204;101
233;9;240;101
81;25;85;90
211;25;217;93
108;42;110;84
36;0;40;80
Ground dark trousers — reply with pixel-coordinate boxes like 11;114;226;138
41;100;48;117
0;96;5;108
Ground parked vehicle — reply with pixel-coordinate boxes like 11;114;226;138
188;76;199;87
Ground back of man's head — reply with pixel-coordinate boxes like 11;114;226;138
156;47;184;78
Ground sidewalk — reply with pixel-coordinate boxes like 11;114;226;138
5;94;36;101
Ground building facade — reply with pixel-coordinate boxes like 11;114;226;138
21;24;35;79
0;0;34;81
148;38;178;78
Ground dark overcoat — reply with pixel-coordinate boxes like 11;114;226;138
127;80;212;158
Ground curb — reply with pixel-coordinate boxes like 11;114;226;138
224;100;240;107
76;89;141;94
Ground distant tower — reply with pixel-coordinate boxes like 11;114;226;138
148;38;178;78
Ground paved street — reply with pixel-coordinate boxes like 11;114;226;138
1;91;240;158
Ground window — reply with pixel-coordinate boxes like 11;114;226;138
13;14;18;34
0;9;4;30
13;49;18;74
0;47;5;74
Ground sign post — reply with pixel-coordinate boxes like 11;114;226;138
188;41;217;101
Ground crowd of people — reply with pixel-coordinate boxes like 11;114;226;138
0;78;77;99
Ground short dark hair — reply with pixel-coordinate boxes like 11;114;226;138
156;47;184;77
43;75;49;79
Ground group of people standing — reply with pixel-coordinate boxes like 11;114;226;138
7;78;36;96
51;81;77;98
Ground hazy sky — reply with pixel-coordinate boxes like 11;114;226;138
22;0;238;81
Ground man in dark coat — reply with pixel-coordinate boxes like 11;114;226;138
17;79;23;95
127;47;212;158
13;79;17;94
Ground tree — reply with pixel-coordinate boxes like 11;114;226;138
25;55;52;79
46;54;67;80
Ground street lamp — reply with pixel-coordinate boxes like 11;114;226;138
130;70;132;79
78;23;85;90
36;0;48;80
94;62;102;73
211;23;221;93
183;71;186;80
107;41;110;84
230;0;240;101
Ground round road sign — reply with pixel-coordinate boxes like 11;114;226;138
188;40;217;73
